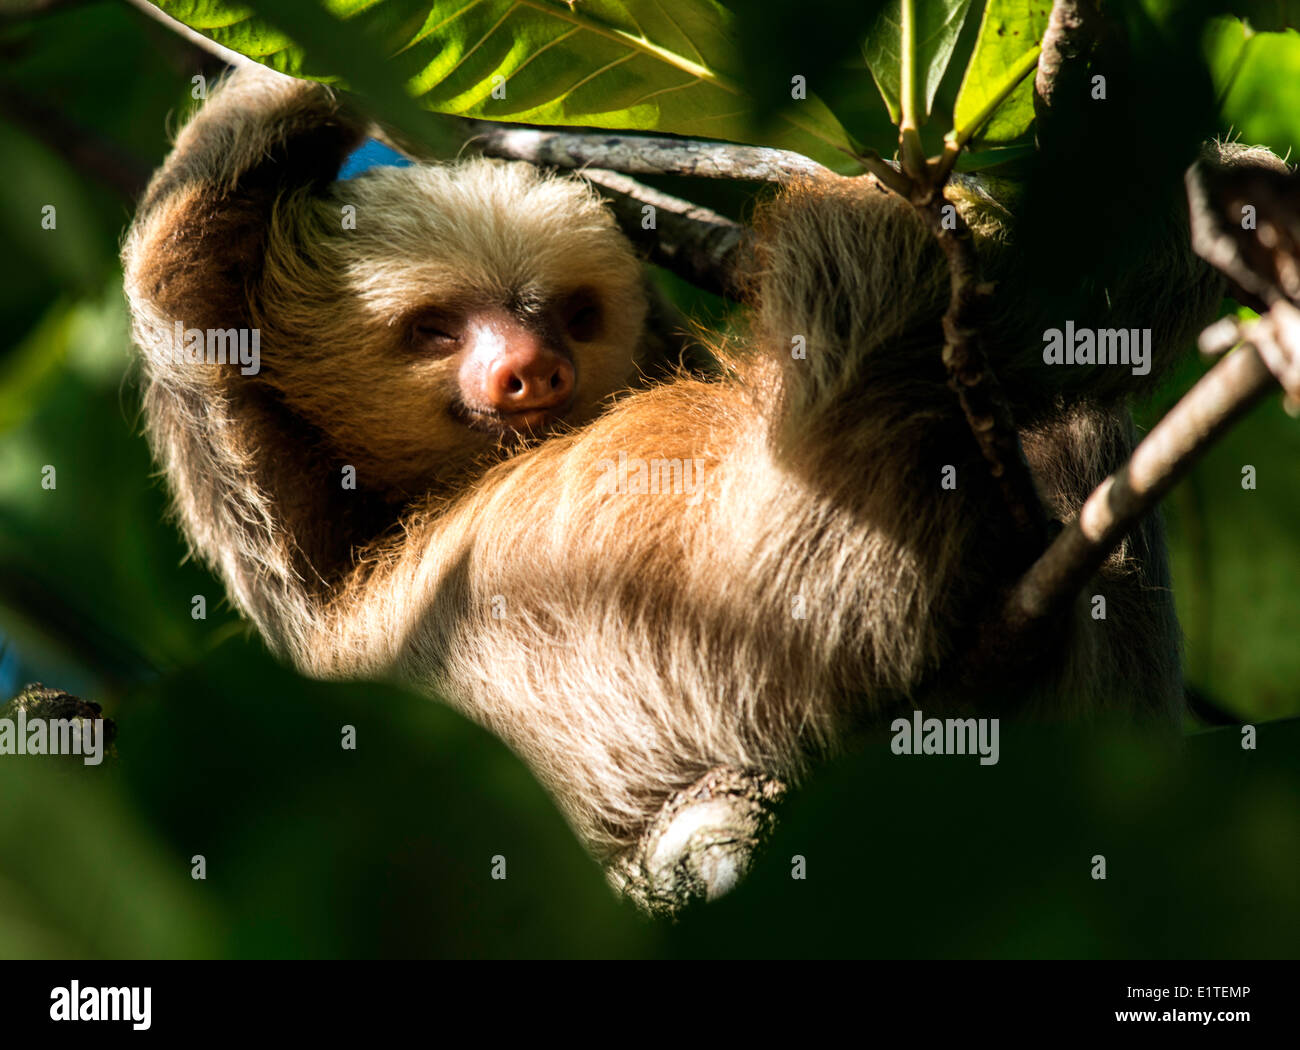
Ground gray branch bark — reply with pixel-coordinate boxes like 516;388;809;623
547;168;749;300
918;191;1050;552
998;338;1276;642
467;122;828;183
1033;0;1101;141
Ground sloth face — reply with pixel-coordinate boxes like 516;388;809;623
254;158;649;496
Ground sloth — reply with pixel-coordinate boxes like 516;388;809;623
122;65;1263;870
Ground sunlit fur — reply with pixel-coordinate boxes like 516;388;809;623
124;66;1260;859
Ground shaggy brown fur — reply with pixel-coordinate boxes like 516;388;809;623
122;66;1265;859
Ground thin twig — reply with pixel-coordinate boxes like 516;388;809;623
916;191;1048;551
885;4;1093;554
1000;335;1278;640
906;0;1100;586
913;1;1107;549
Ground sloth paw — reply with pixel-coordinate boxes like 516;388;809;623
608;766;786;917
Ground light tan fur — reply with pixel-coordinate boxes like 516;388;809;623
123;67;1260;859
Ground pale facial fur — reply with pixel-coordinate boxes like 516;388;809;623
251;160;650;495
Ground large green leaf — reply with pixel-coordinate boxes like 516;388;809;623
1207;18;1300;157
952;0;1051;147
1204;13;1254;96
862;0;974;126
154;0;858;167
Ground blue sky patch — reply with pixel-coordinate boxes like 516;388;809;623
339;138;414;180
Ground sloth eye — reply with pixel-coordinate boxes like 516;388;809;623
561;289;603;343
409;312;461;354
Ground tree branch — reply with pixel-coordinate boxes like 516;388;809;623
1033;0;1100;145
466;122;829;182
578;169;749;300
453;128;756;295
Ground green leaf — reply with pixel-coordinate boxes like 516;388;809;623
952;0;1052;147
1204;15;1255;108
862;0;974;126
155;0;858;168
1208;21;1300;159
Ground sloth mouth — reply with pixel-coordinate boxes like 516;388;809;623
452;399;575;437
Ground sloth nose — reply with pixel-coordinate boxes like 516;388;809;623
459;308;577;420
486;344;575;412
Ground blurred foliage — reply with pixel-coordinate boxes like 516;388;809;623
0;642;651;958
0;0;1296;957
1208;20;1300;159
3;666;1296;957
671;719;1300;958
